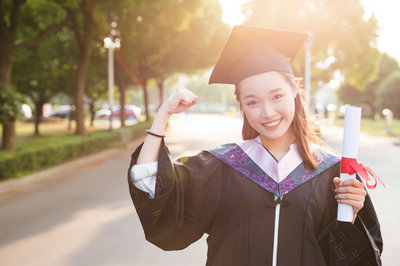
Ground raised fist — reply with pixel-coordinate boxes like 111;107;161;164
160;87;199;115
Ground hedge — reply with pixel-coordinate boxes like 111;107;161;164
0;120;152;180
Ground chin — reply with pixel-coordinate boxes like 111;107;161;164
260;134;284;141
258;127;290;141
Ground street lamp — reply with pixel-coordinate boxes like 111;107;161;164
103;22;121;131
304;31;314;108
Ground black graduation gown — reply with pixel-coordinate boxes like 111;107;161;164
127;139;383;266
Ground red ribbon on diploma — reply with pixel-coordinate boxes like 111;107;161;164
340;157;386;189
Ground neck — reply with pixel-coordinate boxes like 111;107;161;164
259;127;296;161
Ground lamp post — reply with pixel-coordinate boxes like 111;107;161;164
103;22;121;131
304;31;314;108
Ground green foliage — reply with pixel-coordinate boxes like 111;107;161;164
243;0;381;90
184;73;236;111
85;42;108;101
377;71;400;117
13;26;76;100
338;82;378;117
149;0;230;77
1;0;70;148
0;86;22;123
341;53;400;116
0;120;152;179
114;0;229;82
338;83;360;106
97;0;229;120
376;53;400;80
15;0;67;46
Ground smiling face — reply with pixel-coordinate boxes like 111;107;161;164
238;71;297;146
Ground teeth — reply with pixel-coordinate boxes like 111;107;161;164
263;119;280;127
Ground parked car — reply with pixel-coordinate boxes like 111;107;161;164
128;105;142;117
96;105;141;120
95;109;111;119
52;105;74;119
20;104;32;118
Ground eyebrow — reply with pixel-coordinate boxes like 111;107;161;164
243;88;284;99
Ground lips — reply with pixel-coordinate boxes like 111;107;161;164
262;118;282;129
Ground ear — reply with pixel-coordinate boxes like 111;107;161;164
292;79;300;97
240;105;245;118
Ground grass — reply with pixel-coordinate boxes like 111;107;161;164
0;117;132;143
335;118;400;138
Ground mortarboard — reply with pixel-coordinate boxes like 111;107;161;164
209;26;308;85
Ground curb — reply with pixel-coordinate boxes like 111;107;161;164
0;137;145;196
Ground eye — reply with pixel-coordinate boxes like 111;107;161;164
246;100;258;106
272;94;284;101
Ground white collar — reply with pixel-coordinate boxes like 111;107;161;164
237;136;317;183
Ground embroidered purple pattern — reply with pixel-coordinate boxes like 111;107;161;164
226;149;248;165
208;143;339;197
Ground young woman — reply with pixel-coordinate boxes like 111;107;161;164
127;26;382;266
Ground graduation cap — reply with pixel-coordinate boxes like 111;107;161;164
209;26;308;85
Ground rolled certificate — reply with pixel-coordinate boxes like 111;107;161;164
337;106;361;222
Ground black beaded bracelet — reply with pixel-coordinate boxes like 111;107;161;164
146;130;165;138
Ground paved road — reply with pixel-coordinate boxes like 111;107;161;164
0;114;398;265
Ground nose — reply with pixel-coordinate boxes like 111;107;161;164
261;103;276;118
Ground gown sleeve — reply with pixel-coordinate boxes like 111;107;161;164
127;139;223;251
131;162;158;198
317;171;383;266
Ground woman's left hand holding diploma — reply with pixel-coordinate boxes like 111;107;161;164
333;177;367;223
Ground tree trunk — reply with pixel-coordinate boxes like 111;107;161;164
141;81;150;121
68;112;73;131
120;86;126;127
89;98;95;126
33;100;44;136
0;46;17;150
74;56;87;135
0;50;12;87
370;105;376;119
157;79;164;111
2;122;16;150
71;0;95;136
115;71;127;127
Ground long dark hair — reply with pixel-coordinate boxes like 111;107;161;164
235;72;322;170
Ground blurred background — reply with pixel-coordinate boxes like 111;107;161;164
0;0;399;265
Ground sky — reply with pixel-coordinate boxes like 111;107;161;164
360;0;400;63
218;0;400;63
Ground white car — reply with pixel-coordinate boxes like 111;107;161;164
96;105;141;120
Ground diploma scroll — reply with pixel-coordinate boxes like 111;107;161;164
337;106;361;222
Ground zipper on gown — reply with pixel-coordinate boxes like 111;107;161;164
272;193;282;266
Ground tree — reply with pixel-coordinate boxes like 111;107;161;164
377;71;400;117
114;0;229;121
359;53;400;117
65;0;98;135
376;53;400;80
150;1;230;109
243;0;380;91
12;27;76;135
338;83;360;106
85;42;108;126
0;86;21;149
115;63;135;127
0;0;68;149
357;83;377;118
